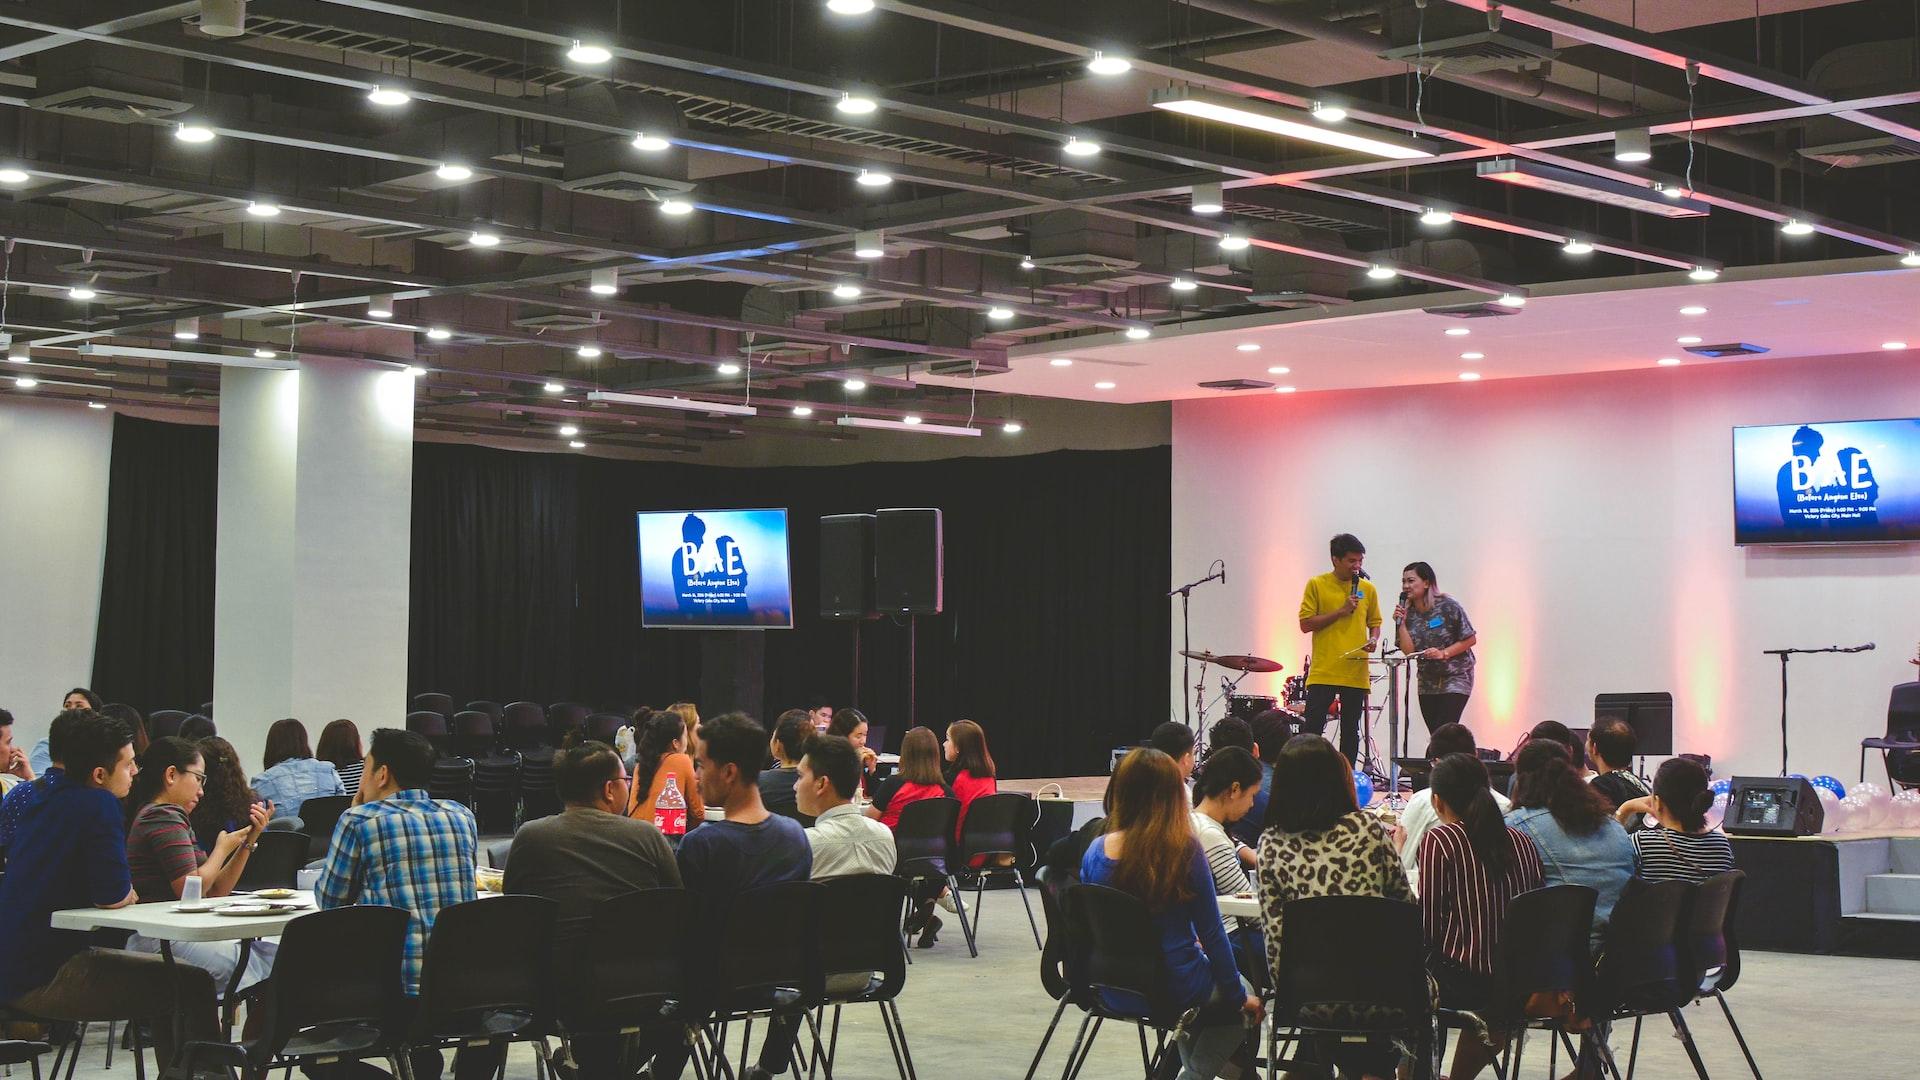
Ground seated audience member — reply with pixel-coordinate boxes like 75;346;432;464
1083;749;1259;1080
1257;734;1420;1080
0;708;33;794
251;718;345;822
669;713;811;1080
867;727;952;830
1206;717;1254;757
28;689;102;775
827;707;880;785
1189;747;1263;979
189;736;258;854
1226;712;1285;849
943;719;999;840
506;740;679;1080
1505;740;1634;948
1517;720;1589;774
2;711;85;864
1148;720;1198;784
1419;753;1545;1080
1585;718;1652;829
796;734;896;878
1620;757;1736;884
0;711;218;1066
318;719;366;799
758;709;814;826
125;736;274;990
1394;722;1510;880
626;709;705;826
803;695;834;733
665;701;700;753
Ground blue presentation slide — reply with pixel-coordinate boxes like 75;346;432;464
638;509;794;628
1733;418;1920;544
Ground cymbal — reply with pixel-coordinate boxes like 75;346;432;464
1179;650;1283;673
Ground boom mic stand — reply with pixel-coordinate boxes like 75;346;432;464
1170;560;1226;730
1763;643;1875;776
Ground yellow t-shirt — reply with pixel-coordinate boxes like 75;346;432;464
1299;572;1382;689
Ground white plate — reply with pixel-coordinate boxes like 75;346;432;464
173;901;217;913
215;905;279;916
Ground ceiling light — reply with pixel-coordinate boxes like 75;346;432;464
576;345;602;359
631;132;671;152
1151;87;1436;160
544;382;565;393
404;365;426;377
1461;351;1484;360
1657;357;1683;366
1019;256;1036;270
253;349;275;359
68;285;97;301
1903;252;1920;267
1882;341;1908;350
852;229;885;259
173;317;199;341
717;363;742;375
1562;239;1594;255
1218;234;1250;251
1780;219;1815;237
246;200;281;218
1124;326;1151;340
1658;183;1687;200
76;343;293;370
855;169;893;188
986;306;1013;320
1458;371;1482;381
1689;267;1721;281
1680;305;1707;315
5;350;25;363
569;440;586;449
835;415;981;436
367;87;411;107
435;163;473;181
1049;358;1072;367
174;121;216;144
826;0;875;12
1266;365;1290;375
843;378;866;391
0;168;29;185
1094;380;1116;390
1419;207;1454;226
1169;276;1197;292
566;40;612;65
589;269;619;296
368;294;394;319
1237;343;1260;352
426;327;452;340
467;229;501;247
1003;421;1023;434
1445;327;1470;336
1613;128;1653;163
1365;265;1398;280
1495;293;1527;308
14;376;36;388
903;415;922;425
1062;136;1102;157
1309;101;1347;123
1086;51;1131;76
559;424;580;437
836;91;878;116
1274;385;1296;394
832;282;863;299
792;405;815;417
1191;182;1224;215
658;196;695;216
1678;336;1702;344
87;401;105;409
1477;159;1709;218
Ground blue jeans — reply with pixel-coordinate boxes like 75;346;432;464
1176;981;1251;1080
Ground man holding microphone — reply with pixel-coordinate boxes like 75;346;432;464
1297;533;1381;763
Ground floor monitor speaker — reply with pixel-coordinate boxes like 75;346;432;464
1724;775;1824;836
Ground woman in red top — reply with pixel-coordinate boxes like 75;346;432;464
867;727;950;829
944;719;997;841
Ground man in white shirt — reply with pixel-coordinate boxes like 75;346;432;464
1392;722;1509;881
797;734;896;878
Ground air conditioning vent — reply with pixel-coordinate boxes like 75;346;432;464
32;87;190;123
511;310;606;331
1380;4;1557;73
1424;301;1522;320
1685;342;1770;358
1799;137;1920;169
1198;378;1273;391
560;136;690;202
51;257;168;280
738;339;827;359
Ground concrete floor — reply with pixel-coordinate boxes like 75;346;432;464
29;889;1920;1080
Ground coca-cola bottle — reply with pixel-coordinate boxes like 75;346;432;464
655;774;688;838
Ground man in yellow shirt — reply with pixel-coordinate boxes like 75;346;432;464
1297;533;1381;763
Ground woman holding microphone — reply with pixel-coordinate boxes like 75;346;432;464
1395;561;1479;733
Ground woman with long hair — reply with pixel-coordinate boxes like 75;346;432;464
826;708;878;783
188;736;258;855
1083;748;1260;1080
665;702;699;749
943;718;996;837
867;727;954;946
1419;753;1544;1080
1617;757;1735;884
315;719;365;798
626;708;704;825
1506;740;1634;946
759;709;814;825
28;689;107;775
1392;561;1479;732
1190;747;1262;977
250;718;343;822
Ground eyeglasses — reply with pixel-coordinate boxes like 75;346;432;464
184;769;207;784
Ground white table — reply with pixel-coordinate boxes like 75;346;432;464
50;892;317;942
1218;894;1259;920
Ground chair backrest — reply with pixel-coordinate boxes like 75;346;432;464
411;693;454;719
256;905;411;1064
500;701;543;729
585;712;625;745
546;702;592;733
406;711;449;737
958;792;1035;862
101;703;145;740
893;797;960;877
1887;683;1920;782
1275;895;1430;1029
817;874;908;1002
1068;884;1186;1023
711;881;823;1011
466;701;507;722
237;830;311;890
1685;871;1745;995
429;757;476;806
451;711;494;736
1032;865;1073;1003
1594;877;1694;1017
1490;884;1598;1023
298;795;352;860
567;889;695;1029
148;710;189;738
519;749;560;822
412;896;557;1039
866;723;890;755
198;701;215;718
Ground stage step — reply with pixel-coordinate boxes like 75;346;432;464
1890;837;1920;874
1845;911;1920;923
1864;873;1920;916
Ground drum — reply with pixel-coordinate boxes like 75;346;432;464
1227;694;1277;723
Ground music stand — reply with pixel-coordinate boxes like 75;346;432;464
1594;692;1673;773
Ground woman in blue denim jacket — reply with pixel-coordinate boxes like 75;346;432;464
249;718;344;822
1504;739;1634;949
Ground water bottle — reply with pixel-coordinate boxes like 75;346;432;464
655;774;688;837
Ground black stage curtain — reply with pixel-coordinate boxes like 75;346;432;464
412;444;1170;777
91;415;218;713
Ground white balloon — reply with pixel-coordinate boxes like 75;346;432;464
1817;786;1840;804
1822;795;1846;834
1839;794;1871;832
1892;790;1920;829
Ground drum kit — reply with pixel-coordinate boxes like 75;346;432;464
1178;649;1307;745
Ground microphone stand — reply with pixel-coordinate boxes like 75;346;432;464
1762;643;1875;776
1170;561;1225;731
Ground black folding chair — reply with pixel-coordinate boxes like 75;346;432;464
147;710;189;739
298;795;352;860
704;881;828;1080
1052;884;1202;1080
410;693;454;721
406;711;449;754
473;753;524;834
501;701;547;750
586;712;626;745
813;874;917;1080
954;792;1043;949
0;1041;49;1080
891;797;976;957
1483;885;1600;1080
400;896;557;1080
1020;866;1083;1080
1269;895;1435;1080
557;889;717;1080
465;700;508;725
178;905;411;1080
520;749;561;822
449;712;496;759
236;831;310;891
546;702;593;747
1860;682;1920;787
428;756;476;807
1680;871;1762;1079
1592;878;1700;1080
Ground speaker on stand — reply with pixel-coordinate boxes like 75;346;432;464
819;514;879;707
876;508;944;729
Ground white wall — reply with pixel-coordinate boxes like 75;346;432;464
1172;351;1920;782
0;400;112;747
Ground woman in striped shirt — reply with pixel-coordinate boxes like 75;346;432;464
317;719;365;799
1189;746;1261;971
1617;757;1736;884
1418;752;1544;1080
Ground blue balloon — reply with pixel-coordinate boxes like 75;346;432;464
1710;778;1732;797
1354;770;1374;807
1811;775;1847;798
1788;773;1807;780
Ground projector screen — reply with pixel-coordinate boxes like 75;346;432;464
638;508;794;628
1733;418;1920;545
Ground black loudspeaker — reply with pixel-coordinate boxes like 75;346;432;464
1724;775;1824;836
875;507;943;614
818;514;877;619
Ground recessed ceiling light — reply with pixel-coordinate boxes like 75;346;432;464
435;163;473;181
1063;136;1102;157
1003;421;1023;433
368;294;394;319
843;378;866;391
903;415;923;425
468;229;501;247
1267;365;1290;375
1461;351;1484;360
576;345;602;359
1236;343;1260;353
852;229;885;259
246;200;281;218
1218;234;1249;251
1169;276;1197;292
832;282;863;299
1419;207;1454;226
0;168;29;185
1680;305;1707;316
1124;327;1151;340
1659;184;1687;200
1019;256;1036;270
717;363;742;375
1689;267;1720;281
1904;252;1920;267
253;348;275;359
1613;128;1653;163
1458;371;1482;381
855;169;893;188
174;121;216;144
1562;239;1594;255
1191;182;1224;215
1309;102;1347;123
1274;385;1296;393
792;405;814;417
1657;357;1683;366
1677;335;1702;344
986;306;1014;320
1780;219;1815;236
589;269;618;296
15;376;37;388
1882;341;1908;350
1365;265;1398;280
404;365;426;377
566;40;612;65
1094;380;1116;390
68;285;97;300
827;0;875;12
6;351;26;363
1049;358;1073;367
366;87;411;107
836;91;878;116
1086;51;1131;76
173;317;199;341
1495;293;1526;308
658;197;695;216
1444;327;1470;337
1154;88;1433;159
559;424;580;436
631;132;671;152
544;382;565;393
87;401;106;409
569;440;586;449
426;327;452;340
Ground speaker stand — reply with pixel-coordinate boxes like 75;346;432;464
906;614;918;730
850;620;863;710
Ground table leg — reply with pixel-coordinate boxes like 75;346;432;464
223;940;255;1038
156;943;187;1080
